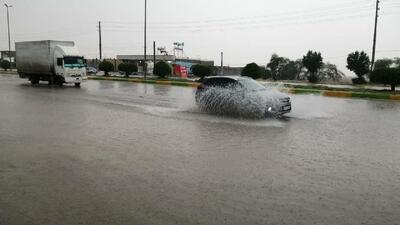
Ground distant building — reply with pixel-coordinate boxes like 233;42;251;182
117;55;214;77
213;66;243;76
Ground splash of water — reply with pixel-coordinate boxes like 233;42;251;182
196;85;289;119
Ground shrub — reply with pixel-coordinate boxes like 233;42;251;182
241;63;262;79
98;60;114;76
267;54;289;81
302;51;323;83
370;68;400;93
318;63;345;81
118;62;138;77
1;60;11;71
191;64;212;80
347;51;370;84
374;58;393;70
279;60;301;80
307;74;319;83
260;68;272;80
351;77;367;85
153;61;171;78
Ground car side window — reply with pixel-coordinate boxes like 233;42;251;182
221;79;238;88
204;78;238;88
203;79;219;87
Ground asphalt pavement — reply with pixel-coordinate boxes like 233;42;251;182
1;74;400;225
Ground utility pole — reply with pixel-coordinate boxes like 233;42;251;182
98;21;102;60
144;0;147;79
153;41;156;66
371;0;380;71
220;52;224;76
4;3;12;63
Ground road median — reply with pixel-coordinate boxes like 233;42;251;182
89;76;199;88
88;76;400;101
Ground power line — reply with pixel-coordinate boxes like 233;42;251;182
99;10;399;34
99;4;400;32
103;0;375;26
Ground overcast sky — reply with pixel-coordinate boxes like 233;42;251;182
1;0;399;75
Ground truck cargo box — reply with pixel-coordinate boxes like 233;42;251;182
16;40;74;75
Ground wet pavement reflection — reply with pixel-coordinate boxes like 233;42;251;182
1;75;400;225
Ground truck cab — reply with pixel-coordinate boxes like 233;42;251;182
54;46;86;86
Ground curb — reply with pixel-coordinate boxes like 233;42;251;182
0;71;18;75
283;88;399;101
89;76;200;88
88;76;400;101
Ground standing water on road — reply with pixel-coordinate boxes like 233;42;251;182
1;75;400;225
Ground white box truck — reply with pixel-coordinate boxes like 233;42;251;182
16;40;86;87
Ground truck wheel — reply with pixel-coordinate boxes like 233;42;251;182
74;83;81;87
30;78;39;85
55;79;63;86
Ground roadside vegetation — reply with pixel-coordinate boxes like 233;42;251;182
89;50;399;96
370;57;400;94
98;60;114;76
153;61;171;78
346;51;370;84
241;63;262;79
191;64;212;81
1;60;11;71
118;62;138;78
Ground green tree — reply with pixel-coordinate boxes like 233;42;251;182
241;63;262;79
260;67;272;80
394;57;400;69
98;60;114;76
346;51;370;84
279;60;302;80
118;62;138;77
1;60;11;71
154;61;171;78
318;63;345;81
267;54;290;81
374;58;393;70
370;68;400;93
191;64;212;80
302;51;323;83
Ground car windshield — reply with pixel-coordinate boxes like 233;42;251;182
64;57;84;68
239;78;266;91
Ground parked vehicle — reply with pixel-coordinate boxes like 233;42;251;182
86;67;97;75
195;76;292;117
16;40;86;87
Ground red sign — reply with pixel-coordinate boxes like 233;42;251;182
173;65;188;78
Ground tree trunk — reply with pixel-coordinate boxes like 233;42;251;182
391;84;396;94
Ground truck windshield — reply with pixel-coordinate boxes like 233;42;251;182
64;57;84;68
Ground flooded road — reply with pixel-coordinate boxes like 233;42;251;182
1;74;400;225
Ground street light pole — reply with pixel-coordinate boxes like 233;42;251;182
144;0;147;80
4;3;12;63
98;21;102;60
221;52;224;76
